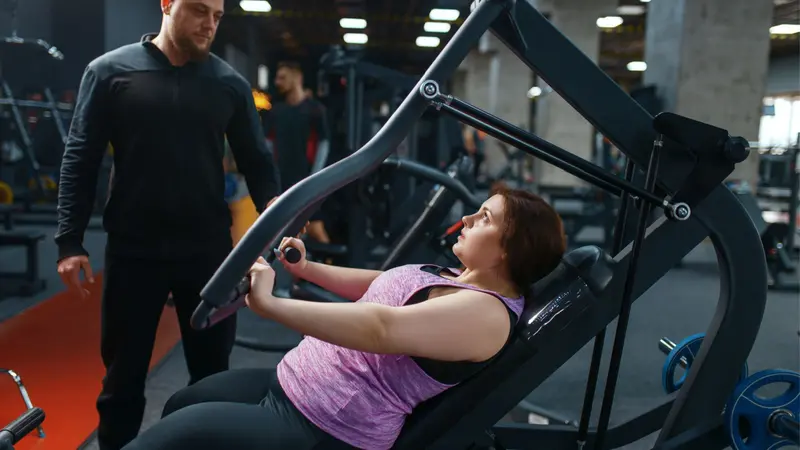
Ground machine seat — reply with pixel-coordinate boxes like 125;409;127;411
393;245;616;449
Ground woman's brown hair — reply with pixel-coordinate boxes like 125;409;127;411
492;184;567;294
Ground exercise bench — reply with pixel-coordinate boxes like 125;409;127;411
0;230;47;298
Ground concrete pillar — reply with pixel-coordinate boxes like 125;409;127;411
530;0;617;187
644;0;773;189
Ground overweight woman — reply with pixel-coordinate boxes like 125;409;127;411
122;186;566;450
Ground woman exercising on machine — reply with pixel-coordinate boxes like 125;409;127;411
122;186;566;450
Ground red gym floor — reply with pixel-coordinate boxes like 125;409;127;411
0;275;182;450
0;196;260;450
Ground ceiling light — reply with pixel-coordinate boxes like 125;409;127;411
640;0;650;2
340;18;367;29
596;16;624;29
627;61;647;72
416;36;441;48
770;24;800;35
527;87;542;99
343;33;368;45
239;0;271;12
617;5;645;15
424;22;452;33
429;8;460;21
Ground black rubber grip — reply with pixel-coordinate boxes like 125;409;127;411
284;247;302;264
3;407;44;443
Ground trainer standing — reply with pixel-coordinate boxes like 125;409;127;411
54;1;280;449
264;61;331;243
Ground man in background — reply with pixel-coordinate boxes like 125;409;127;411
263;61;330;243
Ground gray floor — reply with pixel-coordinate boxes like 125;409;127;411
2;223;798;450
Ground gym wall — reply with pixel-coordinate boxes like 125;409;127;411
104;0;162;54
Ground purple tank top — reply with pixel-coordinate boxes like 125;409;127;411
276;264;525;449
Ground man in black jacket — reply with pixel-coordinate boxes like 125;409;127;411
54;0;280;448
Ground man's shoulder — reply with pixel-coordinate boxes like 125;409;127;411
206;53;250;94
87;43;150;79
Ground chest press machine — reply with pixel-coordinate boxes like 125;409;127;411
191;1;772;449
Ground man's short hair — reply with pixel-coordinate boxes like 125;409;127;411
277;61;302;73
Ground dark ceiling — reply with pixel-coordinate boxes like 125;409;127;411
219;0;799;86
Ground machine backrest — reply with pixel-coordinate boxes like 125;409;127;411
393;246;616;449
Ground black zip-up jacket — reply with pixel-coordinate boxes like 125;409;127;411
55;35;280;261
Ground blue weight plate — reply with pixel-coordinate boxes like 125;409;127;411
662;333;704;394
662;333;748;394
724;369;800;450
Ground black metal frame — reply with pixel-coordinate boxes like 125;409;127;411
194;1;767;448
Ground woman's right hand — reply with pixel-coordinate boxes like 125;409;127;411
277;237;308;274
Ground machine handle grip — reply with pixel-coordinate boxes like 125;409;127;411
189;247;302;330
2;407;45;445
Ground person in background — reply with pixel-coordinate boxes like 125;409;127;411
54;0;281;448
463;125;487;182
263;61;331;244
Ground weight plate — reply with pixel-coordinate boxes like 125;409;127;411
0;181;12;204
662;333;749;394
28;174;57;191
724;369;800;450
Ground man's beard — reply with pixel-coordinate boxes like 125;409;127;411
175;34;212;62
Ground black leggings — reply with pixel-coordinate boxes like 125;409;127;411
121;368;351;450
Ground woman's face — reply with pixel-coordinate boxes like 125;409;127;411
453;194;507;271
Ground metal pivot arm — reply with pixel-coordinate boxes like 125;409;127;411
418;80;691;222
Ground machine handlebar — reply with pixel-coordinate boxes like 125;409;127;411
0;407;45;450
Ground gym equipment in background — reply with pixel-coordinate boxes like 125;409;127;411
723;369;799;450
728;174;799;291
193;1;764;449
658;334;749;395
317;48;468;268
0;0;67;211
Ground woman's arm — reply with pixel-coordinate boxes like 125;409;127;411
295;261;383;301
252;286;512;363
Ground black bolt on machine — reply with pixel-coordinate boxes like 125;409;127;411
191;0;780;449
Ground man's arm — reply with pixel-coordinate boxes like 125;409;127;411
310;102;330;173
54;65;111;261
227;85;281;213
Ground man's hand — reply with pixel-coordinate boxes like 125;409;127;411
57;255;94;299
265;196;308;236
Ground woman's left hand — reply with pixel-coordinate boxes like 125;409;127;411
246;257;277;316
